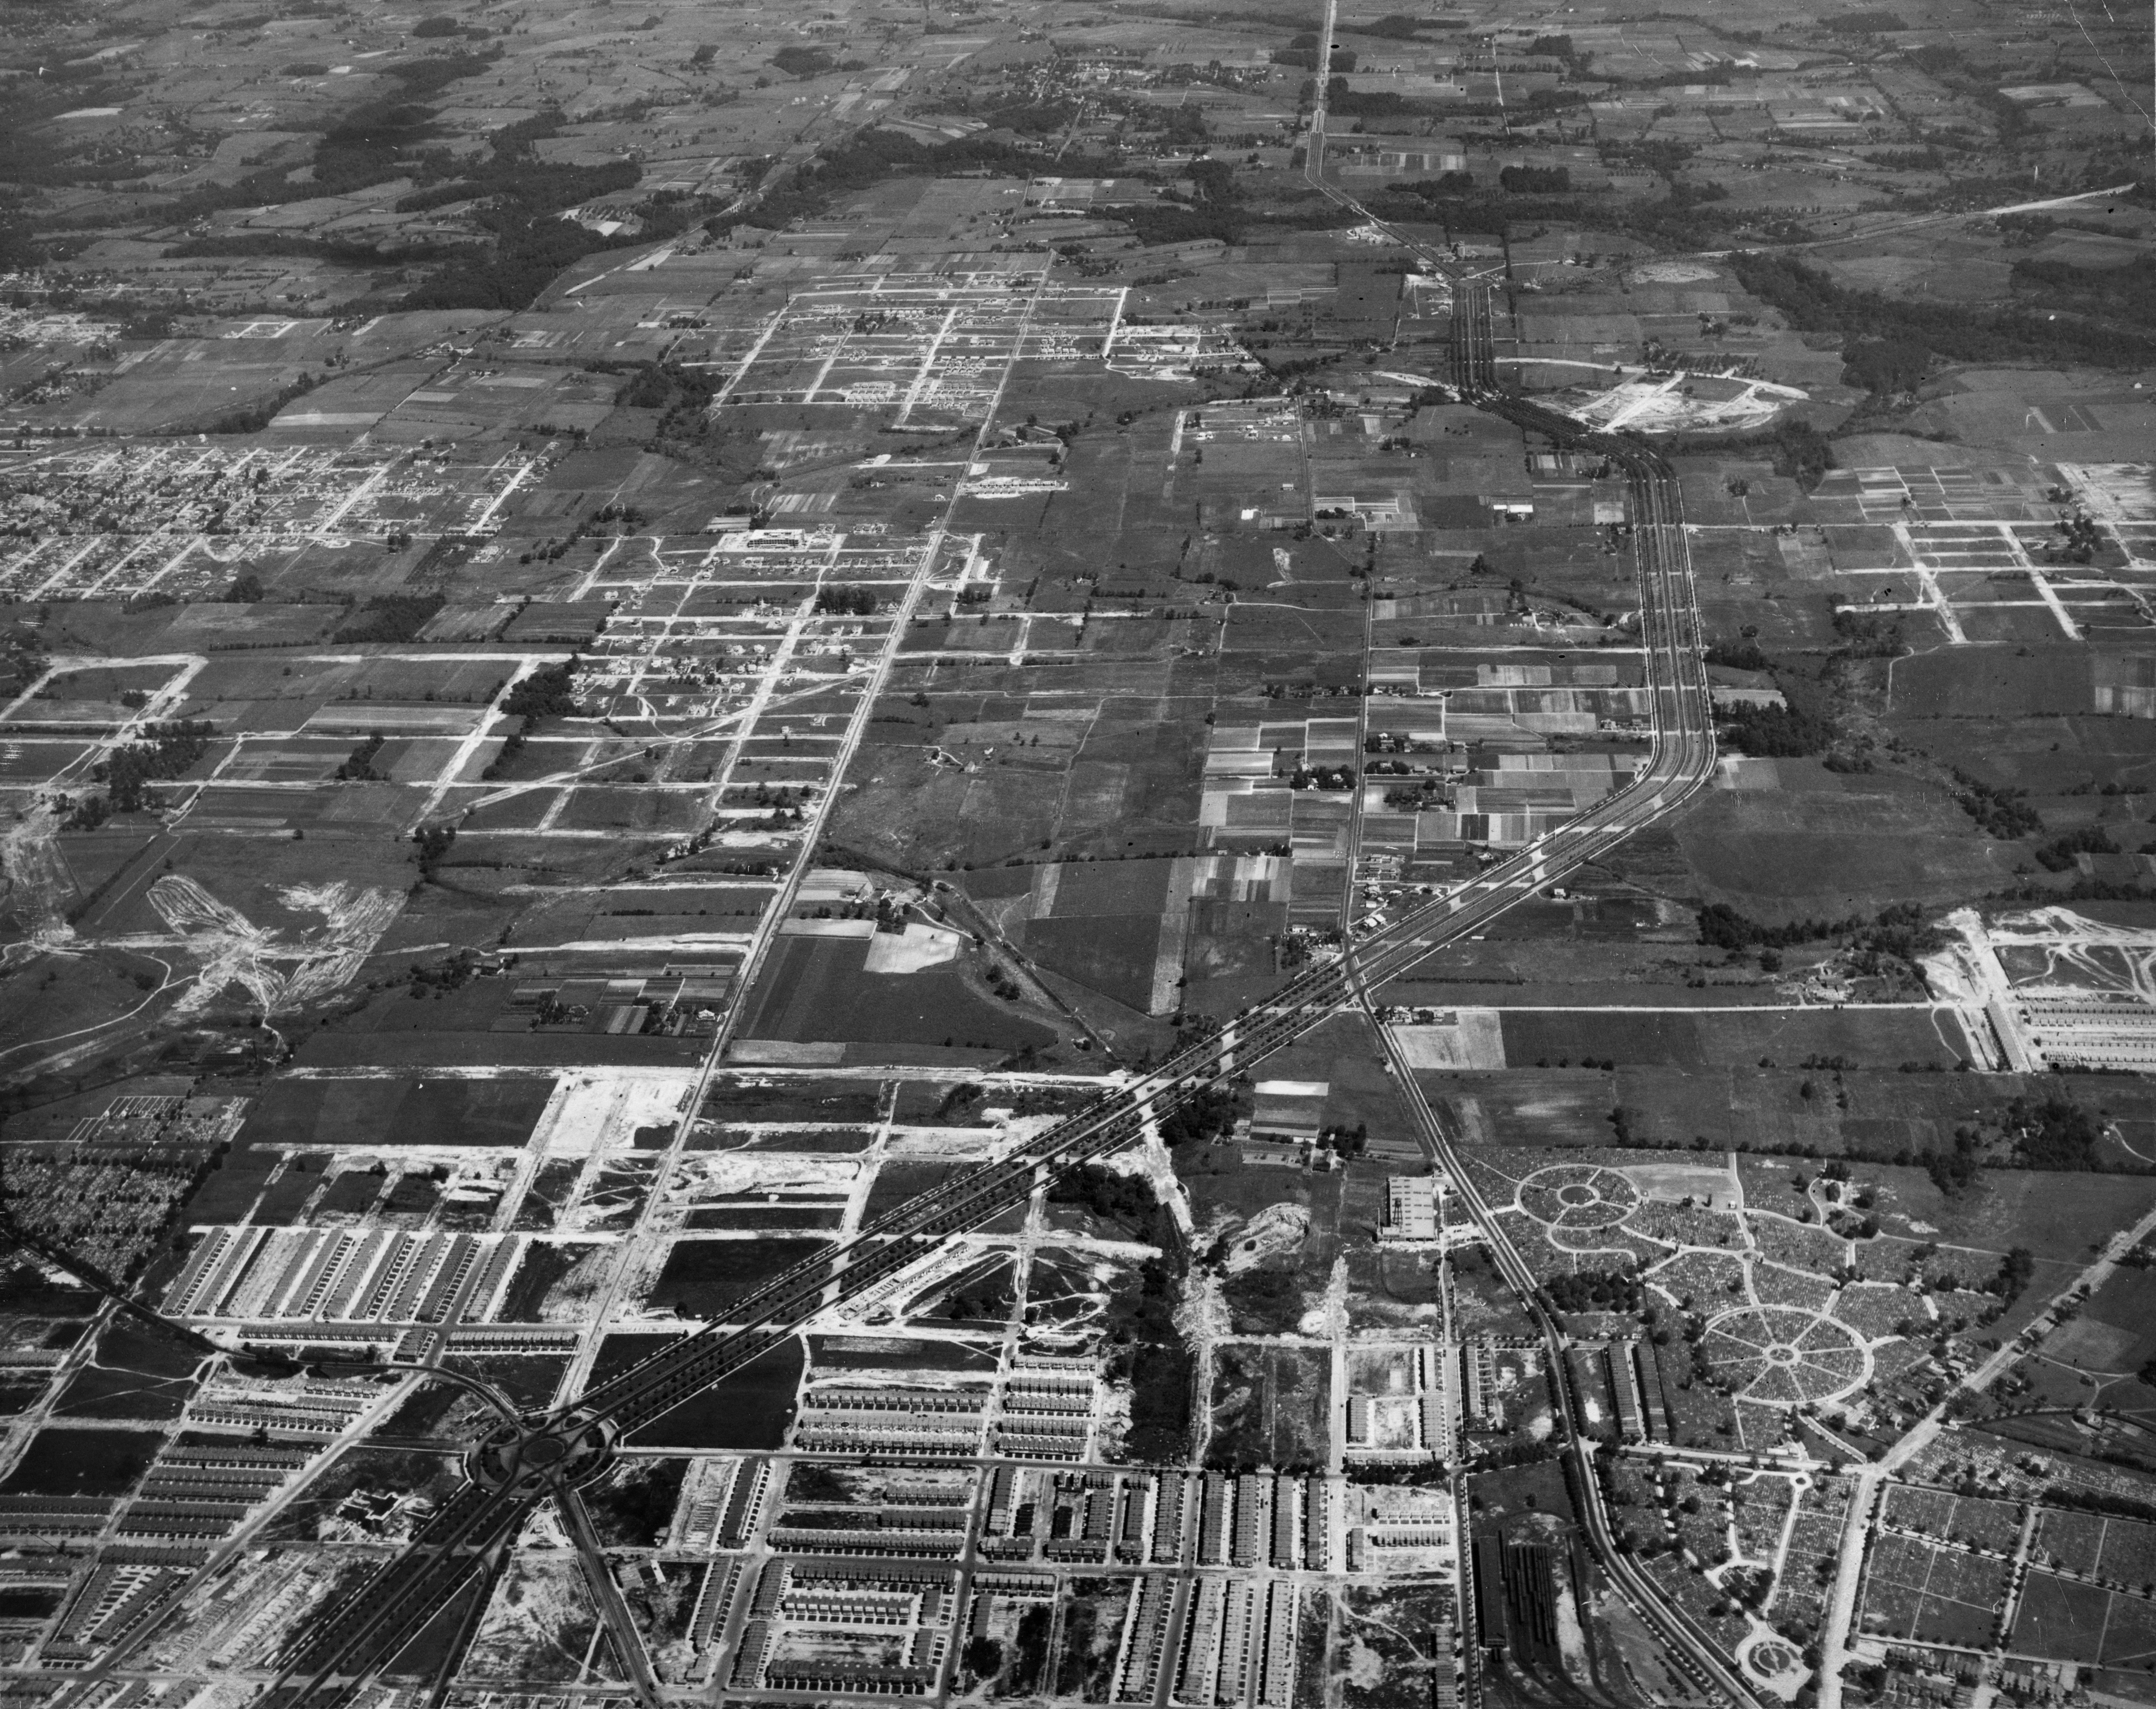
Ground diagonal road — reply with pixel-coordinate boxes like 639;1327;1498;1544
246;318;1721;1706
1303;5;1753;1692
98;93;1723;1709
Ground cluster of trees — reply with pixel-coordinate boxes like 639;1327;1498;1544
2006;1092;2110;1170
481;723;527;783
2010;255;2156;337
1928;1127;1987;1196
205;372;318;437
1927;1094;2117;1196
714;128;1100;241
392;135;639;220
332;592;444;645
502;661;582;721
816;586;879;616
1951;768;2044;840
1160;1085;1240;1148
1221;1268;1303;1333
982;98;1080;135
1383;171;1759;252
1048;1167;1175;1247
615;360;724;444
1545;1269;1642;1312
334;734;387;782
1696;899;1944;964
1697;902;1843;953
1732;252;2156;381
412;823;456;878
2045;511;2104;565
1842;334;1932;395
2046;1471;2156;1525
1350;13;1469;38
1705;637;1772;671
584;1461;684;1548
1670;416;1832;493
67;720;217;827
2034;825;2120;871
1857;902;1946;964
1332;80;1421;121
1115;1251;1191;1460
1272;32;1355;71
162;53;498;229
770;45;842;78
941;1269;1014;1322
1112;199;1243;247
1717;701;1831;757
403;198;624;313
1830;607;1906;658
339;110;658;312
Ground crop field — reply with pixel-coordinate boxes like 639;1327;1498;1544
1860;1531;2010;1647
685;1205;847;1231
807;1336;999;1374
0;1428;161;1498
2036;1507;2112;1577
2101;1595;2156;1669
594;1334;804;1450
244;1077;556;1152
2066;1268;2156;1374
0;0;2152;1694
1208;1344;1330;1472
1497;1007;1962;1071
704;1080;885;1126
733;935;1058;1057
647;1237;831;1319
2015;1571;2119;1663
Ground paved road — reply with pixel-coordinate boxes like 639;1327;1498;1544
1386;1042;1758;1709
1814;1199;2156;1709
150;60;1731;1709
1300;17;1760;1696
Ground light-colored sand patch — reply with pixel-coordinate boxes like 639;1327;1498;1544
1389;1011;1506;1069
1630;260;1719;284
1367;1394;1419;1448
1715;757;1783;791
884;1128;1000;1158
536;1240;621;1323
665;1153;863;1199
535;1074;689;1157
1344;1639;1385;1689
727;1040;846;1064
1568;374;1802;435
1221;1202;1310;1274
1620;1161;1738;1206
863;922;964;973
777;917;876;939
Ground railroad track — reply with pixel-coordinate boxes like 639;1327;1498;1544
243;183;1724;1709
256;417;1719;1709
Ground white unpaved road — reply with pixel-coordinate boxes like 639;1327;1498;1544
1815;1198;2156;1709
553;260;1063;1402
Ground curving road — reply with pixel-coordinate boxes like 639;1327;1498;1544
242;52;1729;1708
1303;14;1757;1698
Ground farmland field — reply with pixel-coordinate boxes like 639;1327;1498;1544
0;0;2152;1692
2014;1572;2111;1663
647;1238;831;1318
